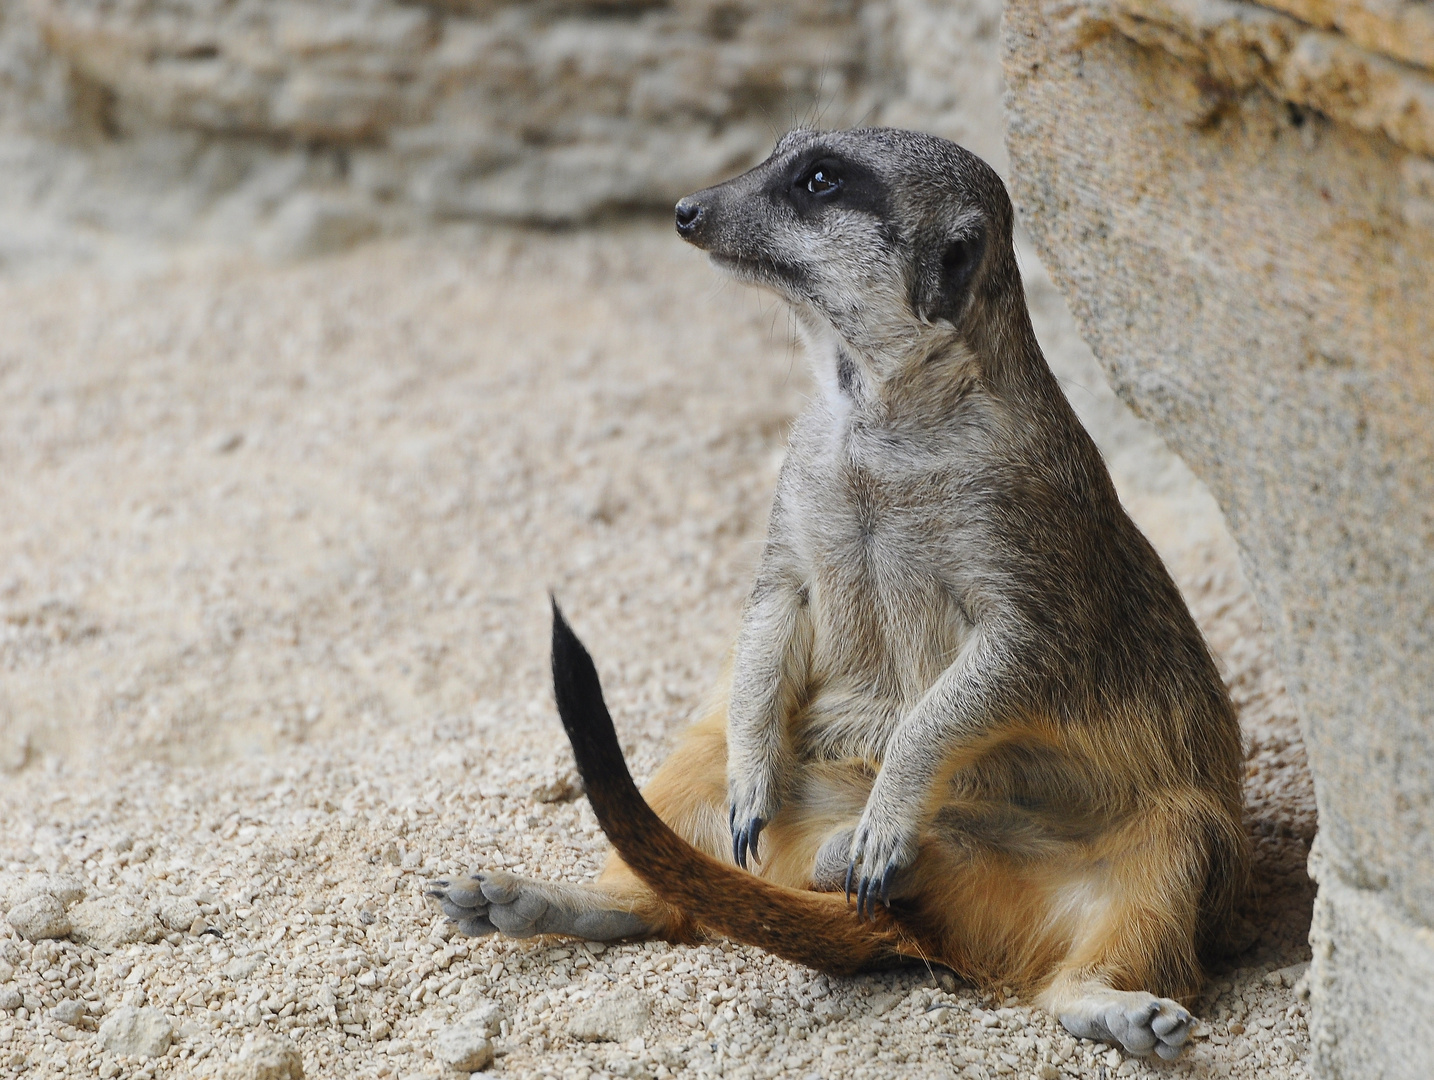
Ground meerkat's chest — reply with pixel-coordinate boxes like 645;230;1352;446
786;446;975;711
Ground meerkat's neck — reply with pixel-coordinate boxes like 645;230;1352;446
798;278;1049;432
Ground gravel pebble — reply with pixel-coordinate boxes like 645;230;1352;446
49;999;86;1026
4;895;70;942
97;1005;173;1057
158;897;202;932
68;897;162;948
432;1023;496;1071
0;874;86;913
225;1033;305;1080
569;988;654;1043
457;1000;504;1038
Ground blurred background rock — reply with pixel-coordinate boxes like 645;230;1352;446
0;0;1006;264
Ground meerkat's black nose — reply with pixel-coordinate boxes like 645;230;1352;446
674;198;705;238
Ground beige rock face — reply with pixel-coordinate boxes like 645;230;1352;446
0;0;1014;263
0;0;885;255
1003;2;1434;1077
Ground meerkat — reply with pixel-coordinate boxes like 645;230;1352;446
428;127;1249;1061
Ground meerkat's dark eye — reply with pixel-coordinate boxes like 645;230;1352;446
799;164;843;197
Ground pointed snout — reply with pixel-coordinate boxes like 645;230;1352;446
674;196;707;243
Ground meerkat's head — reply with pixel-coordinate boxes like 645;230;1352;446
675;128;1018;368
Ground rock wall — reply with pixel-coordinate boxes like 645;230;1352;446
1003;2;1434;1077
0;0;1006;262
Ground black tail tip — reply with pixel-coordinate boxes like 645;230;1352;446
550;596;602;727
550;595;581;670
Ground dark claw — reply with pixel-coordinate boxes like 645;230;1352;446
856;875;871;921
731;816;766;869
844;861;855;907
879;861;897;907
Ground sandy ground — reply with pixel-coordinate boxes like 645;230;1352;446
0;224;1315;1079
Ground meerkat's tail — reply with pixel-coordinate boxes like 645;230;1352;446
550;601;910;976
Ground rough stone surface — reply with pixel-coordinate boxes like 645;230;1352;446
1074;0;1434;158
432;1022;496;1071
67;896;162;948
4;894;70;942
1004;3;1433;1077
97;1004;174;1058
568;988;653;1043
225;1033;306;1080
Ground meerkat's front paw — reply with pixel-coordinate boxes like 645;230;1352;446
845;803;920;920
728;772;783;869
1059;990;1192;1060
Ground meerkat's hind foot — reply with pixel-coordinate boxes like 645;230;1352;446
426;868;652;942
811;829;856;891
425;872;503;937
1056;989;1192;1060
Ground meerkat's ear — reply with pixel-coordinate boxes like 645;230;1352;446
913;225;989;325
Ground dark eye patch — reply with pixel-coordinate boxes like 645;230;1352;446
784;151;890;221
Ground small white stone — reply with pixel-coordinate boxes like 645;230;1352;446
432;1023;494;1072
225;956;263;980
456;999;503;1037
5;895;70;941
50;999;87;1026
69;898;161;948
1;874;87;912
568;988;652;1042
225;1033;305;1080
97;1005;173;1058
158;897;202;932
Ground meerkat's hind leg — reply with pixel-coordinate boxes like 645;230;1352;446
426;869;652;941
1041;981;1192;1060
